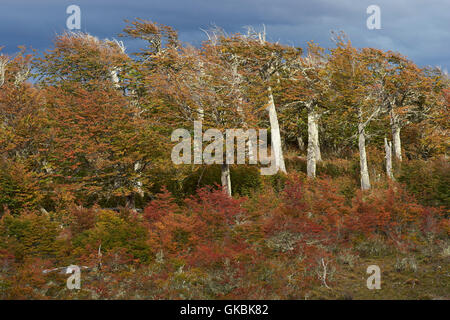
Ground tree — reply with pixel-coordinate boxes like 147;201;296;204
402;66;448;160
122;20;258;196
218;28;302;175
328;35;383;190
0;49;43;161
281;42;329;177
384;137;394;179
381;52;429;161
0;48;47;213
35;32;167;208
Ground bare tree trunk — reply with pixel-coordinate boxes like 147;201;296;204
358;123;371;190
110;67;120;88
306;105;322;177
221;163;232;196
267;87;286;174
384;137;394;180
390;109;402;161
392;124;402;161
312;114;321;162
0;56;8;87
307;111;317;178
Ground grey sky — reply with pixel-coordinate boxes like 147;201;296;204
0;0;448;71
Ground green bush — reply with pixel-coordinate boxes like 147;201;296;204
317;159;353;178
0;162;43;215
285;157;307;173
398;158;449;208
72;210;151;263
0;212;63;260
230;165;262;196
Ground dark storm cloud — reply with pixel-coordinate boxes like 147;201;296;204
0;0;448;71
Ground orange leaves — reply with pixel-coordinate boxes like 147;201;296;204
144;188;199;255
37;79;161;204
144;186;247;259
36;32;129;87
0;172;446;299
143;187;178;223
122;19;179;54
0;161;44;215
265;174;348;243
345;183;444;239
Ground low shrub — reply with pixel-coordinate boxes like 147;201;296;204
398;157;449;208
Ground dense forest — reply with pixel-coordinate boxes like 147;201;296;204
0;20;448;299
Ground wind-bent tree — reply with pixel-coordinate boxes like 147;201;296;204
202;27;262;191
302;43;327;177
282;42;329;177
218;28;302;174
329;36;383;190
200;36;261;195
0;49;47;213
0;49;42;163
122;20;257;196
34;32;166;207
0;49;43;164
410;66;450;159
375;52;429;162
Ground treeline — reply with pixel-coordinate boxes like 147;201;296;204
0;21;448;210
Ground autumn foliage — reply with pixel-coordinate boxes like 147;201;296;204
0;20;448;299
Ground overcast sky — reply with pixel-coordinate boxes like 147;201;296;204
0;0;448;71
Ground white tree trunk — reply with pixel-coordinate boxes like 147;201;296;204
0;57;8;87
390;109;402;161
392;124;402;161
267;87;286;174
221;163;232;196
306;105;322;178
307;111;317;178
312;114;321;162
384;137;394;180
110;67;120;88
358;123;371;190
